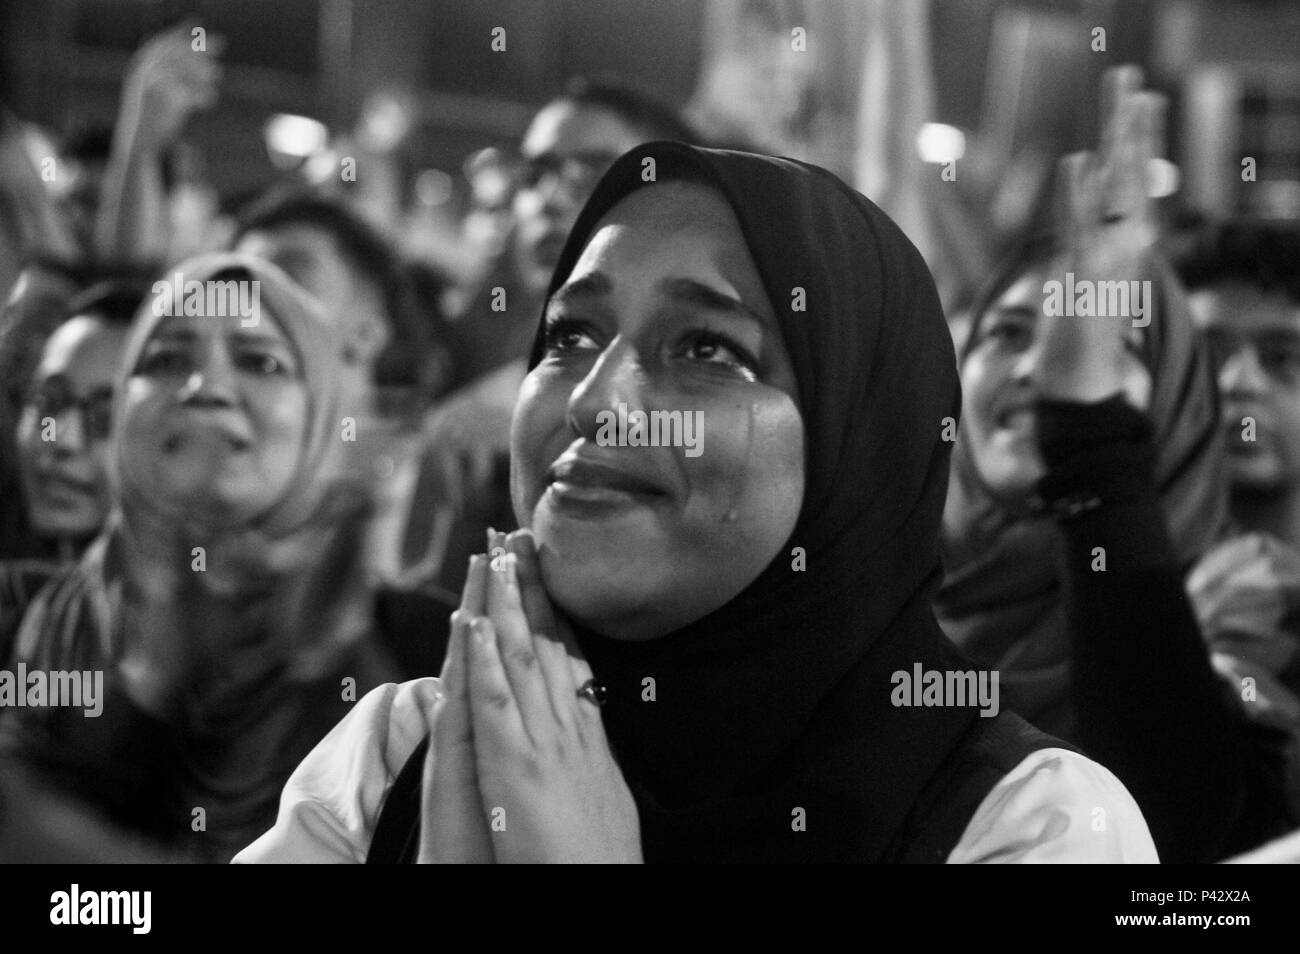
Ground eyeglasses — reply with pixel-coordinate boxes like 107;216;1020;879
22;379;114;441
465;147;623;206
1205;329;1300;388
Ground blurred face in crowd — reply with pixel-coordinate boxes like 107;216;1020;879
1191;283;1300;494
236;224;390;369
512;101;652;299
511;182;805;641
16;315;128;539
961;262;1153;504
58;155;107;253
118;306;309;526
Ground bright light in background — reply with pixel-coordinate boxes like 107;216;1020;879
916;123;966;163
265;113;329;168
1147;158;1180;198
415;169;454;206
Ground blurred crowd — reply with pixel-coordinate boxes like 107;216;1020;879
0;12;1298;864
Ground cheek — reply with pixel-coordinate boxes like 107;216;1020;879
253;385;310;469
510;368;573;519
119;384;166;452
959;353;1002;444
512;192;544;228
16;409;40;453
1122;360;1153;411
688;396;804;529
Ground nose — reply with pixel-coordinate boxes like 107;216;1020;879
1219;344;1268;399
528;170;585;220
1010;336;1044;389
177;342;238;408
565;338;644;441
50;407;87;455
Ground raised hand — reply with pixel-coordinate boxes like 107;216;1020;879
121;23;223;152
1037;65;1166;403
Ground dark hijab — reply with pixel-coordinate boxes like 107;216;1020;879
530;142;985;862
937;235;1230;736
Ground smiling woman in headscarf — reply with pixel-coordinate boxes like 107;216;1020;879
938;69;1297;862
237;142;1156;864
0;252;402;862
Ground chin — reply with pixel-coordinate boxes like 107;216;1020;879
538;548;662;639
1228;457;1286;496
973;448;1043;505
31;512;100;540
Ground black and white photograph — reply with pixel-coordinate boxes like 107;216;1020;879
0;0;1297;920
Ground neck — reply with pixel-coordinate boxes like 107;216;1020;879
55;536;80;564
1231;483;1300;546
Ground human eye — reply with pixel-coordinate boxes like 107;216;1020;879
1258;343;1300;386
135;344;192;376
542;314;601;356
980;315;1033;351
234;348;291;376
675;328;760;382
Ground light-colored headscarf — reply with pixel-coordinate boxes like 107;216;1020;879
6;253;389;860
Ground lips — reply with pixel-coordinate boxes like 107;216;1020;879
163;413;253;452
547;456;669;498
995;405;1035;433
36;470;97;498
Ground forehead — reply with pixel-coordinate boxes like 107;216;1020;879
1188;283;1300;333
37;314;128;378
521;100;646;159
147;310;289;341
568;184;772;314
237;224;343;269
993;267;1048;308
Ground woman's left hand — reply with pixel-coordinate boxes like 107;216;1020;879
464;530;642;863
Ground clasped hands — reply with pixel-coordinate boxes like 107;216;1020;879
417;528;642;863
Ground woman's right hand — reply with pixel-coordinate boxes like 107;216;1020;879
417;549;496;863
120;23;223;153
1036;65;1165;403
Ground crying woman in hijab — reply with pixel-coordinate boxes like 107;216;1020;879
937;68;1298;862
238;141;1156;864
0;253;404;862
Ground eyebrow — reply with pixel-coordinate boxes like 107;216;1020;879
148;329;197;343
1251;328;1300;346
659;278;766;328
550;272;612;306
986;305;1038;322
549;272;766;328
231;330;291;348
147;328;290;349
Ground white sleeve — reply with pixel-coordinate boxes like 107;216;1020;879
946;748;1160;864
233;678;439;864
